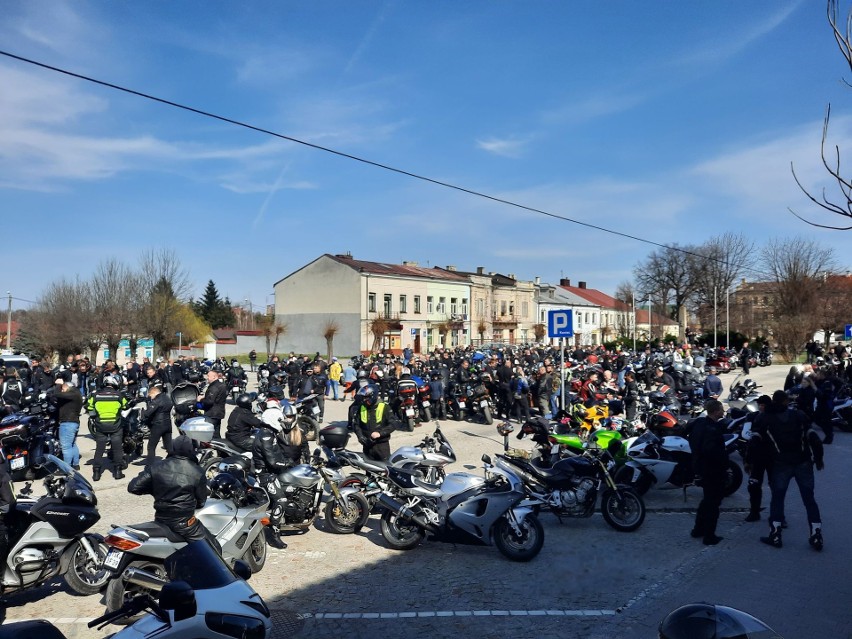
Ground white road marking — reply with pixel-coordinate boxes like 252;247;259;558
306;609;617;619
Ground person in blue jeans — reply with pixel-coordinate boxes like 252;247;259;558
54;378;84;469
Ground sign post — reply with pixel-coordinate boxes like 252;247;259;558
548;310;574;414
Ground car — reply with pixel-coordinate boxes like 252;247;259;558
0;352;32;374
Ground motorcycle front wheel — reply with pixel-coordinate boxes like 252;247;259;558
600;488;646;532
105;560;168;623
723;460;744;497
421;406;432;423
245;531;267;572
482;405;494;425
380;509;425;550
493;514;544;562
64;538;110;595
324;491;370;534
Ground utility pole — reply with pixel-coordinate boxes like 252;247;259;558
5;291;11;352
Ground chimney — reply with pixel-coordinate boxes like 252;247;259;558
560;278;571;287
402;261;418;267
335;252;352;259
476;266;485;275
508;274;515;280
534;276;541;286
578;281;587;289
446;265;457;271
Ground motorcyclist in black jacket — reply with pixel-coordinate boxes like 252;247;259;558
127;434;216;546
226;393;262;452
141;383;174;463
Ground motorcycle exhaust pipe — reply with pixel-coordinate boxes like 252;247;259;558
123;566;169;592
377;494;437;533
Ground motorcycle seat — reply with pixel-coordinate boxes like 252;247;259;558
125;521;188;543
353;458;389;473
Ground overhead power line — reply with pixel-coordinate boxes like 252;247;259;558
0;49;762;277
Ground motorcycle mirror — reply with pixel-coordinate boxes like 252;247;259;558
232;560;252;581
312;448;322;459
159;580;196;620
481;454;492;465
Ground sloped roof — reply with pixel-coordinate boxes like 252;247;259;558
560;284;628;310
635;309;678;326
537;283;599;307
328;255;469;282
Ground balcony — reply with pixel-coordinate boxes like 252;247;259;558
492;313;519;326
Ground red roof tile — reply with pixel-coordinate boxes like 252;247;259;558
328;255;469;282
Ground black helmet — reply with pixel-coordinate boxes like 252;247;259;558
659;603;782;639
267;385;285;400
209;472;246;505
357;384;379;409
235;393;253;410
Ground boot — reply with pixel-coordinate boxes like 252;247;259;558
92;467;102;482
113;466;125;480
809;523;823;552
760;522;783;548
744;510;761;522
745;481;762;522
265;526;287;550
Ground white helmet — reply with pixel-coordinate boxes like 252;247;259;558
261;407;284;433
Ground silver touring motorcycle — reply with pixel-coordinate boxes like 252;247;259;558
377;448;544;562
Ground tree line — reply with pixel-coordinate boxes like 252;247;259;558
622;233;850;361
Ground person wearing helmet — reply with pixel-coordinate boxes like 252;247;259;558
86;375;129;481
658;603;782;639
226;393;262;453
252;399;308;549
226;359;247;391
140;382;174;464
128;434;215;547
355;384;394;461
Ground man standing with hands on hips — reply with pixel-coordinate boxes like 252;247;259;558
199;369;227;438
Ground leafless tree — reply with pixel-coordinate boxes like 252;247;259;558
634;245;698;341
323;320;340;361
762;238;838;360
137;249;198;357
691;233;755;329
814;274;852;343
33;278;93;359
789;1;852;229
89;259;143;362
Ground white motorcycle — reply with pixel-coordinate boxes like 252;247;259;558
615;430;743;497
0;539;271;639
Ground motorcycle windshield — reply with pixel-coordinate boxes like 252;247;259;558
434;428;456;462
164;540;238;590
634;431;660;446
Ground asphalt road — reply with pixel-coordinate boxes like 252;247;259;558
2;364;848;639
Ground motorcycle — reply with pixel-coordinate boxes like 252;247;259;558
415;379;434;423
465;375;495;425
293;393;321;441
170;382;202;428
727;374;762;409
376;452;544;562
0;394;61;480
758;349;773;367
831;386;852;433
1;540;272;638
228;376;246;404
498;422;645;532
446;384;470;422
393;377;420;430
1;454;109;596
615;430;743;496
100;464;271;616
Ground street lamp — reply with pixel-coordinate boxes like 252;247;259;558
645;298;652;345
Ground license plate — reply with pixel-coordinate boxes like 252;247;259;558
421;401;430;408
480;400;489;408
311;406;320;415
10;457;25;470
104;548;123;570
458;401;466;409
405;408;415;417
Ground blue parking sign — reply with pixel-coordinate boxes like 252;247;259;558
845;324;852;340
547;310;574;338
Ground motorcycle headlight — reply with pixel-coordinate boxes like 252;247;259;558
205;613;265;639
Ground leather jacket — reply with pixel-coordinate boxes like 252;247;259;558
141;392;173;433
128;451;207;519
201;380;227;419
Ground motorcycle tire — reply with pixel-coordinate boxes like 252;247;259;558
837;407;852;432
407;416;416;431
380;509;425;551
613;466;653;496
493;513;544;562
723;460;744;497
421;407;432;423
201;456;224;482
340;473;377;511
63;538;110;595
105;560;168;623
324;491;370;534
482;406;494;425
600;488;646;532
245;531;267;573
299;415;319;442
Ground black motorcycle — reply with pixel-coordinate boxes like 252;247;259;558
293;393;321;441
0;393;61;480
497;422;646;532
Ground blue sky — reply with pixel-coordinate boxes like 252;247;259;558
2;0;851;311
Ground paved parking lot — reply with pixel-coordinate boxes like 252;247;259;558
2;364;849;639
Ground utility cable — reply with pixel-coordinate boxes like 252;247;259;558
0;49;764;277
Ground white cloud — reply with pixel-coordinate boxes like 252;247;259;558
476;136;531;159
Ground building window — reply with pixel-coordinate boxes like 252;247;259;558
368;293;376;313
400;295;407;313
500;301;507;316
509;302;515;316
541;310;546;322
585;313;590;324
383;294;392;316
577;313;583;326
414;295;421;313
521;301;528;318
450;297;458;315
476;299;485;317
592;313;596;324
461;298;468;317
438;297;446;314
427;296;434;314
